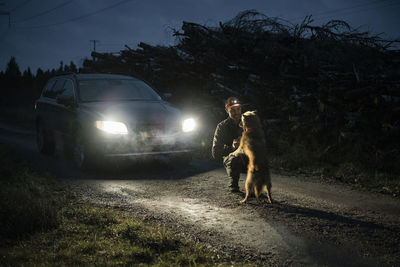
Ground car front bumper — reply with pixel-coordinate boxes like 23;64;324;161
87;131;196;159
104;149;191;158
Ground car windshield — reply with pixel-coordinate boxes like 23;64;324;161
78;79;161;102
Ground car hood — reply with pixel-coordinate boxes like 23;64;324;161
79;100;182;126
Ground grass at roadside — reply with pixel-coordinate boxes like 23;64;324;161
0;144;63;240
2;204;227;266
0;143;238;266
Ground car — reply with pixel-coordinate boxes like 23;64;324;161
35;73;197;169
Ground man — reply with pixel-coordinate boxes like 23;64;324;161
212;97;247;192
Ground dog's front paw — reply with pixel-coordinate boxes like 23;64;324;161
230;152;239;158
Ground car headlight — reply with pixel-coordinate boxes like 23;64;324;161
95;121;128;135
182;118;196;132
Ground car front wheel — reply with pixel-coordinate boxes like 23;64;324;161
73;132;93;170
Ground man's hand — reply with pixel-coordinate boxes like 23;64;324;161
230;138;242;158
232;138;240;150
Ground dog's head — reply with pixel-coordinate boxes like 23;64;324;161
241;111;262;130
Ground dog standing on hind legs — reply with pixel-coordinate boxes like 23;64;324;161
229;111;272;204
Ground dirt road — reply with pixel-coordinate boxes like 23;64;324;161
1;122;399;266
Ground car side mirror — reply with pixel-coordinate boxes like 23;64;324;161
56;95;75;107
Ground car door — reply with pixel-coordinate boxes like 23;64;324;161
40;78;66;133
54;78;77;147
38;78;57;126
43;78;66;147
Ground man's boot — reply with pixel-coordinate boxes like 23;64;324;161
229;176;240;193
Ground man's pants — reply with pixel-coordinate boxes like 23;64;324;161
223;153;247;188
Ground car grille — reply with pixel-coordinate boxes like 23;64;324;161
137;123;164;137
102;123;187;155
134;123;180;138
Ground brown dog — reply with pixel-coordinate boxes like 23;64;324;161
229;111;272;204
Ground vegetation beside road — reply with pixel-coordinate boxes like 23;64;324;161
0;143;237;266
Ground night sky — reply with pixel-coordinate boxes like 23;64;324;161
1;0;399;73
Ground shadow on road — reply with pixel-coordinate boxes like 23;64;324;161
265;201;399;233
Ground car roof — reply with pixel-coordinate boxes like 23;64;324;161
55;73;138;81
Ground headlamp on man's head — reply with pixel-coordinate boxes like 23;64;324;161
225;97;241;109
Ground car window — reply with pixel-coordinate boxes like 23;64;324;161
78;79;161;102
59;79;75;100
42;79;57;98
44;79;66;99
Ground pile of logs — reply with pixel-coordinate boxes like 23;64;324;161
82;10;400;173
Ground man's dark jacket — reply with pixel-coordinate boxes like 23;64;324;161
212;117;242;161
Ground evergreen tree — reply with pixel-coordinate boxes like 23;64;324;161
35;68;46;94
63;64;70;73
69;61;78;73
4;57;21;88
58;61;64;73
5;57;21;77
23;67;33;79
22;67;34;88
36;68;44;79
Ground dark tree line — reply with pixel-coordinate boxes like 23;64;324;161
0;57;78;105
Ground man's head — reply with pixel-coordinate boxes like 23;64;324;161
225;97;241;123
